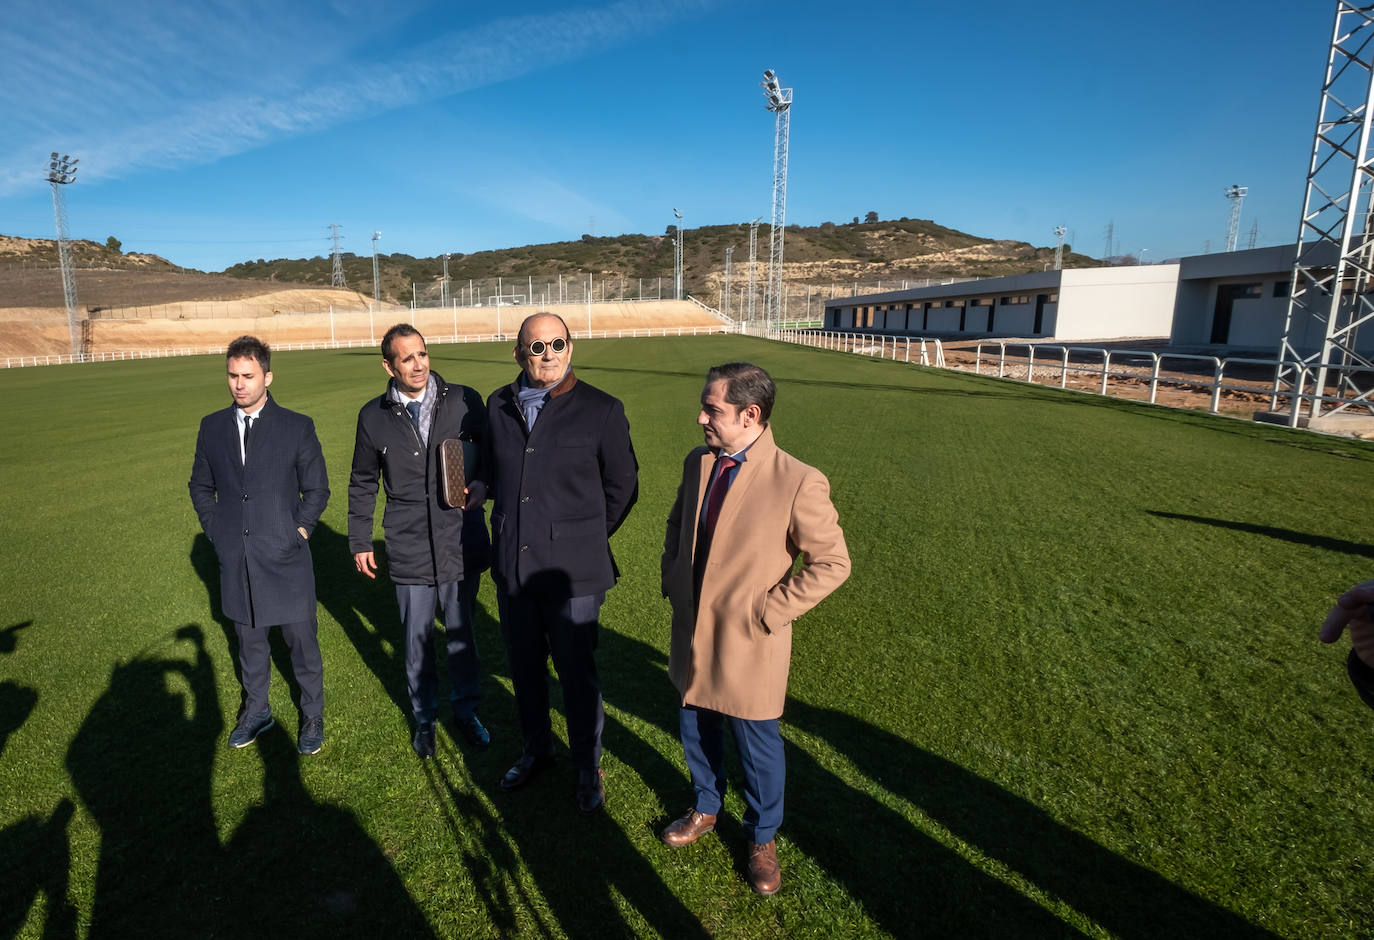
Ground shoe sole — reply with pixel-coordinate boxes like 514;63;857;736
298;742;322;755
229;717;275;748
661;826;714;847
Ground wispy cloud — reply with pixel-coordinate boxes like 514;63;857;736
0;0;713;195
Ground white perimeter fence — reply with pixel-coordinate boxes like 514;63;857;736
9;320;1365;426
1;324;731;369
765;329;1370;424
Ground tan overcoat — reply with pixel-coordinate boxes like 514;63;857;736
661;426;851;720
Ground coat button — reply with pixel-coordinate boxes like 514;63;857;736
520;496;530;502
243;529;250;535
520;545;528;552
525;447;535;453
241;494;248;501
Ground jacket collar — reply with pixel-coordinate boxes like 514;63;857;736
507;367;577;400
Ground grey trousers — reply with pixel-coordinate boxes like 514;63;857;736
396;577;482;724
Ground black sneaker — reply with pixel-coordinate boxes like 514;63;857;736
412;721;436;759
452;714;491;749
228;709;274;748
298;716;324;755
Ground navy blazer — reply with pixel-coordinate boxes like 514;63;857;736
189;394;329;625
484;371;638;598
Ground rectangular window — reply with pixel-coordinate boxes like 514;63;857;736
1274;281;1290;298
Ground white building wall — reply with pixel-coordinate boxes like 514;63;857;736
1053;265;1180;341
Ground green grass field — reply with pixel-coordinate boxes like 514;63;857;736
2;335;1372;938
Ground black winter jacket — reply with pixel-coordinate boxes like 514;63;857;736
348;372;491;584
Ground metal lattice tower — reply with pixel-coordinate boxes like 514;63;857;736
724;244;735;319
442;253;451;306
329;223;346;287
747;217;760;323
1224;185;1248;252
45;152;80;358
1053;226;1067;270
371;231;381;306
673;209;684;299
1247;219;1259;250
1103;220;1115;261
1275;3;1374;422
761;69;792;324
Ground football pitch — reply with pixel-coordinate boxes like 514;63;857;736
1;334;1371;938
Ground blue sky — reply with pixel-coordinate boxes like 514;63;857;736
0;0;1330;272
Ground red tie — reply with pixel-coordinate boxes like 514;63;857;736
702;455;738;536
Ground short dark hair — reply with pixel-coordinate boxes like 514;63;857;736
517;312;571;349
226;335;270;372
381;323;424;363
706;362;775;424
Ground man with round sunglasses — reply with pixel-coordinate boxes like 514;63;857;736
483;312;638;814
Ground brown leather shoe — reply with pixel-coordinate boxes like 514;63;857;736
661;809;717;846
747;841;781;896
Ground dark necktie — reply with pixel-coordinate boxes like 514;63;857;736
242;415;253;463
702;455;739;537
406;400;421;430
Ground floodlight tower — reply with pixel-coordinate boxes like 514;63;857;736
1224;184;1248;252
747;217;761;323
761;69;792;325
45;153;80;358
1275;3;1374;424
442;253;451;307
724;244;735;320
1053;226;1067;270
329;223;346;287
371;231;381;306
673;208;684;299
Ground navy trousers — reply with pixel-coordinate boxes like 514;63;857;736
396;577;482;724
679;705;785;844
496;588;604;772
233;616;323;720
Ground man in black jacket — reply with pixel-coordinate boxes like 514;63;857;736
484;312;638;813
349;323;493;758
189;335;329;754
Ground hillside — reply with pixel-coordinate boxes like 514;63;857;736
220;217;1103;304
1;217;1103;310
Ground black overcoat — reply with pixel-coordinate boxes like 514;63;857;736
188;394;329;625
483;371;638;598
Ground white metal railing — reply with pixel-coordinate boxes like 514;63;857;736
766;328;945;367
0;324;733;369
970;341;1373;422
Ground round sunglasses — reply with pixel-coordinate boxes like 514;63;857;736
526;337;568;356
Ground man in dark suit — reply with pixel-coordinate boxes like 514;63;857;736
484;312;638;813
349;323;493;759
189;335;330;754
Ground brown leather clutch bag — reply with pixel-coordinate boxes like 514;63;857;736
439;438;466;508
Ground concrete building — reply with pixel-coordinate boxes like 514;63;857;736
823;265;1180;343
1166;242;1374;356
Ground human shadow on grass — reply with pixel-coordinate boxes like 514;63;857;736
598;630;1067;936
0;618;78;939
785;698;1276;938
1147;511;1374;559
66;624;225;935
440;599;709;939
222;721;436;937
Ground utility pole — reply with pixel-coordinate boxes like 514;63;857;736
329;223;346;287
724;245;735;320
1224;184;1248;252
45;152;79;358
371;231;382;308
673;208;684;299
747;217;761;323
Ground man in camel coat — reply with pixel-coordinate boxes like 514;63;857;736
659;361;851;896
